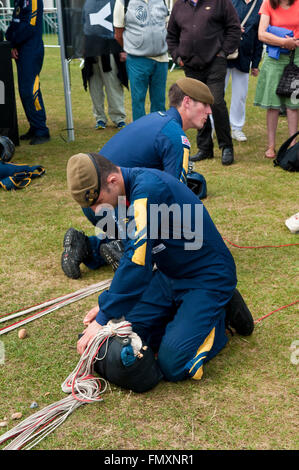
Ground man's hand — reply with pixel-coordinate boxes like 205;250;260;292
83;305;99;326
77;320;102;356
119;52;127;62
251;68;259;77
11;48;18;60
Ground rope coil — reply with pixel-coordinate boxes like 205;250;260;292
0;320;137;450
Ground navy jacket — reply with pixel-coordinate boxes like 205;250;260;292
100;108;190;184
6;0;44;55
167;0;241;69
227;0;263;73
97;168;237;325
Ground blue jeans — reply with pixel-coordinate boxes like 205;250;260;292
126;55;168;121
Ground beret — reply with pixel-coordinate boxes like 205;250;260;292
67;153;100;208
176;77;214;105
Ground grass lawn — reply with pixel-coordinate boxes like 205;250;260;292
0;41;298;451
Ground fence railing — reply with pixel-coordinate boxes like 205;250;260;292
0;2;174;47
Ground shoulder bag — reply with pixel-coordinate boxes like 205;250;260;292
227;0;258;60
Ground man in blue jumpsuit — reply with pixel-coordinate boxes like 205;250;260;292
67;152;254;385
61;78;210;279
6;0;50;145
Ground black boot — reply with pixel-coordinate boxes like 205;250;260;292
225;288;254;336
61;228;91;279
190;149;214;162
100;240;124;271
20;128;35;140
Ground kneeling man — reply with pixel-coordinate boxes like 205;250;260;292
67;153;253;385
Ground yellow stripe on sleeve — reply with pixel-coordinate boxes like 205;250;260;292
182;147;189;175
180;147;189;183
131;198;147;266
30;0;38;25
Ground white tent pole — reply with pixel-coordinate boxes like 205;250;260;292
56;0;75;141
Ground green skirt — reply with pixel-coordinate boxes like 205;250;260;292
254;47;299;109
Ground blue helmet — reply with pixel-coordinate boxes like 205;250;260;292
0;136;15;163
187;171;207;199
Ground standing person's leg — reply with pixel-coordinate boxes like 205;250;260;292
229;68;249;142
102;54;126;127
205;57;234;165
286;108;299;146
149;60;168;113
126;55;150;121
17;50;49;141
88;57;107;128
265;108;280;158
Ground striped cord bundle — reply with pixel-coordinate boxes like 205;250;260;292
0;320;137;450
0;279;112;336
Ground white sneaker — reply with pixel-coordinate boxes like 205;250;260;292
285;212;299;234
232;129;247;142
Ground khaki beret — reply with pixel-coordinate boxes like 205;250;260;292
67;153;100;208
176;78;214;105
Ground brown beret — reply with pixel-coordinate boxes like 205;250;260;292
176;77;214;105
67;153;100;208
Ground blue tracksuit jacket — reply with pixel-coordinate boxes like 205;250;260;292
84;107;193;267
100;107;190;184
97;167;237;324
96;167;237;381
6;0;49;137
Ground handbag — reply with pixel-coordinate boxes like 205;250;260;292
227;0;258;60
276;50;299;98
273;131;299;172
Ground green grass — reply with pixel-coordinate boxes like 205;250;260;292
0;45;298;451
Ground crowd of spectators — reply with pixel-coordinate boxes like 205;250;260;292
5;0;299;156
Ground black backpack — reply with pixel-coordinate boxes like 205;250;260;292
273;131;299;172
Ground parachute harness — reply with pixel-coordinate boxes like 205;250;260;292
0;320;140;450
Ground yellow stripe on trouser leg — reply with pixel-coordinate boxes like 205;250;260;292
132;198;147;266
189;327;215;380
33;76;42;111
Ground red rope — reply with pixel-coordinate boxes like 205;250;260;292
223;236;299;249
254;300;299;323
221;237;299;323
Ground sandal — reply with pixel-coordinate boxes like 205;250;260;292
265;147;276;159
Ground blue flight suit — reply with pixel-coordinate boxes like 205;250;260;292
6;0;49;137
96;167;237;382
83;107;192;269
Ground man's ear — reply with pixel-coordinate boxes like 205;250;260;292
182;95;192;109
106;173;119;186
